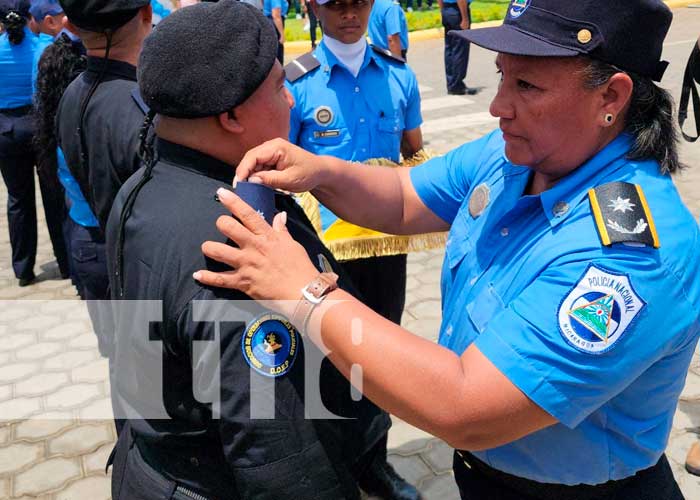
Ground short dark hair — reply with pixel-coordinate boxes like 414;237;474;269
580;58;685;174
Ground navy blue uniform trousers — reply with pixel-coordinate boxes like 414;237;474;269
441;3;471;92
0;107;68;280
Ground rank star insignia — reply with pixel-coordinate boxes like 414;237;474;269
558;265;645;354
608;197;635;213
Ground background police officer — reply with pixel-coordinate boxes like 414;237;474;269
368;0;409;59
0;0;68;287
285;0;422;498
106;2;389;499
438;0;476;95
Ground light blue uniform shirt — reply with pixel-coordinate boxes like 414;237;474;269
57;148;99;227
263;0;288;18
288;40;422;229
368;0;409;51
410;130;700;485
0;27;37;109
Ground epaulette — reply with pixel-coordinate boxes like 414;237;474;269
284;52;321;83
130;88;149;115
588;181;660;248
370;44;406;64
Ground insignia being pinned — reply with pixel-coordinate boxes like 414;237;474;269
468;183;490;219
242;313;299;378
588;182;660;248
558;265;645;354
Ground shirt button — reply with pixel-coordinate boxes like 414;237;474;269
361;148;367;153
469;276;478;286
359;118;365;123
553;201;570;217
354;86;360;93
190;457;200;467
500;227;509;237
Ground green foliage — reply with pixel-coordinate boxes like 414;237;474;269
284;1;509;42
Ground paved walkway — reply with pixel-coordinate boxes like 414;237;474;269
1;6;700;499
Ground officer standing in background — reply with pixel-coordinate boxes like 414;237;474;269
285;0;423;497
56;0;151;231
368;0;409;60
0;0;69;287
55;0;151;432
439;0;476;95
263;0;287;63
106;2;389;498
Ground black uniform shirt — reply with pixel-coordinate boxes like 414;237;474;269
56;56;145;230
105;139;390;500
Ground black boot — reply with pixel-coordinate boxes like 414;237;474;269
358;449;422;500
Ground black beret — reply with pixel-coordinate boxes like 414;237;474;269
138;0;279;119
0;0;30;18
58;0;150;32
453;0;672;81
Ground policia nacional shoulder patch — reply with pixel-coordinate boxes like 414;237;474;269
242;313;299;378
588;182;660;248
558;265;646;354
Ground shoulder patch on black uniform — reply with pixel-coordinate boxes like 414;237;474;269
370;44;406;64
284;52;321;83
588;181;660;248
130;88;149;115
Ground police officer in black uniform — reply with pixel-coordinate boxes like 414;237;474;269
54;0;151;362
56;0;152;231
105;2;389;499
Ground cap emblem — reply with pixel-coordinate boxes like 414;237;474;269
577;29;593;44
508;0;531;19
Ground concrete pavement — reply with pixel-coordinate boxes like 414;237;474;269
1;5;699;499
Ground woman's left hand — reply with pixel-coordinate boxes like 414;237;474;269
194;188;320;305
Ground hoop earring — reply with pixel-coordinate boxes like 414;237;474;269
604;113;614;124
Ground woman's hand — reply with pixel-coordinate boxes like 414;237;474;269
233;138;328;194
194;188;320;307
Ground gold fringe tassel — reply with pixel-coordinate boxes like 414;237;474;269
296;150;448;261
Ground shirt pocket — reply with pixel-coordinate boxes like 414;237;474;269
374;114;405;159
466;283;505;334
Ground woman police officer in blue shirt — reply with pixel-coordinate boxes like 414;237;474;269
0;0;68;287
196;0;700;497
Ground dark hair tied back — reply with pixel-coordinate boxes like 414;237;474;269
582;58;685;174
2;10;27;45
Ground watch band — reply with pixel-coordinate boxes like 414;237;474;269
291;272;339;332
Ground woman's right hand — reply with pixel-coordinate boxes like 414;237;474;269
234;138;327;194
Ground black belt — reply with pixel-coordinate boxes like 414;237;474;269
454;450;681;500
0;105;32;116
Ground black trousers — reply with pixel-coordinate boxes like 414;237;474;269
341;254;408;325
268;16;285;64
0;108;68;280
308;6;320;47
454;451;685;500
441;4;471;92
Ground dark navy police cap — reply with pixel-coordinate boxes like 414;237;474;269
58;0;150;32
451;0;672;81
138;0;278;119
29;0;63;21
